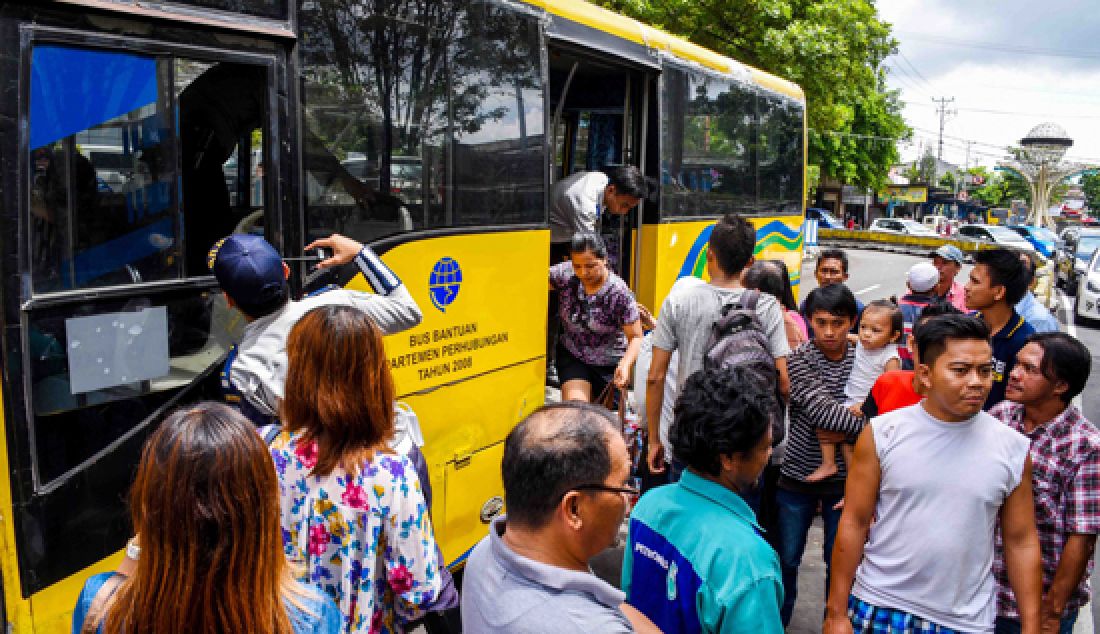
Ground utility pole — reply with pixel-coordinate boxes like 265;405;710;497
932;97;956;162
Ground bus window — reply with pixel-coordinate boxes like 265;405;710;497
25;45;266;485
30;46;182;292
660;65;757;218
757;93;805;216
300;0;543;244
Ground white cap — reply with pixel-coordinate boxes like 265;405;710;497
907;261;939;293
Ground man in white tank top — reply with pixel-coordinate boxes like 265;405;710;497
823;314;1042;634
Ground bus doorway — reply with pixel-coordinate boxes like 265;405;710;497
548;46;652;280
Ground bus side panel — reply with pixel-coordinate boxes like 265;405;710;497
636;215;806;315
366;229;548;564
0;386;33;632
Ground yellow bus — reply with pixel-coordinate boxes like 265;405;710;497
0;0;804;630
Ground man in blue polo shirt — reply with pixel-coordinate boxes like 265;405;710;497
965;248;1036;410
624;366;783;633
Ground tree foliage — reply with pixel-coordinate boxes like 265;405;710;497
970;169;1030;208
596;0;909;190
1081;172;1100;212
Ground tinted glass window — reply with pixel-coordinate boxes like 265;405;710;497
300;0;544;245
660;65;805;219
30;47;181;293
757;93;804;216
26;45;266;485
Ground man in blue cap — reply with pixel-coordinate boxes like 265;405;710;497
931;244;968;312
208;232;421;425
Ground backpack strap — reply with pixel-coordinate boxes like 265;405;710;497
81;573;124;634
739;288;761;311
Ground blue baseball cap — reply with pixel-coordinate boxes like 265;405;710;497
207;234;288;317
932;244;964;265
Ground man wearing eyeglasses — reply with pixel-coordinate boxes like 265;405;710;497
624;366;784;633
461;402;658;633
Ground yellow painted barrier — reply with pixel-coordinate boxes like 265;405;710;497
817;229;997;254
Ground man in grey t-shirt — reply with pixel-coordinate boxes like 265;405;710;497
825;314;1041;633
646;214;791;474
462;403;657;633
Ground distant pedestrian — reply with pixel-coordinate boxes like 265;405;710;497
71;402;342;634
462;402;658;633
897;261;940;368
806;300;902;483
776;283;865;626
825;314;1041;634
800;249;864;337
646;214;791;475
930;245;968;312
1014;253;1059;334
271;305;443;632
992;333;1099;634
550;232;644;403
966;248;1036;409
623;366;783;633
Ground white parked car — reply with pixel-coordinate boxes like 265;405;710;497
956;224;1037;254
1076;247;1100;325
869;218;938;237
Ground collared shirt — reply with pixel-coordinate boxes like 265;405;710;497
939;280;968;312
985;312;1036;410
548;171;610;243
990;402;1100;618
462;516;633;633
1015;291;1060;333
624;470;784;634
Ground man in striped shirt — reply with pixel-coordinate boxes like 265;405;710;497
776;283;865;626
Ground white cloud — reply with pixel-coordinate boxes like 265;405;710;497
876;0;1100;169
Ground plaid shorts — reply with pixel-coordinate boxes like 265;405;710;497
848;596;960;634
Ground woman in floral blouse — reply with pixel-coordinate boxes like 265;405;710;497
271;305;442;633
549;232;644;402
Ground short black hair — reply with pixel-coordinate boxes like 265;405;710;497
817;249;850;274
605;165;647;199
1028;332;1092;404
708;214;756;275
973;248;1030;306
864;299;903;336
669;366;772;477
915;314;991;367
569;231;608;259
743;259;797;312
805;283;859;320
501;402;617;528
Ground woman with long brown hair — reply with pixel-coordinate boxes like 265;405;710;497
272;304;442;633
71;402;342;634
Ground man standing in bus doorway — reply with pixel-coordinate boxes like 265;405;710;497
547;165;647;384
549;165;648;264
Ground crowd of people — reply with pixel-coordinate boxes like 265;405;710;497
69;204;1098;634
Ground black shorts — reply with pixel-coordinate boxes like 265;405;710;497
555;343;617;398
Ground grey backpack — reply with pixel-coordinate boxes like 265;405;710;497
703;289;785;444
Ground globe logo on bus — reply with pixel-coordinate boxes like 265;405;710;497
429;257;462;313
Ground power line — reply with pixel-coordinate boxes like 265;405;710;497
897;50;938;93
932;97;956;161
896;31;1100;61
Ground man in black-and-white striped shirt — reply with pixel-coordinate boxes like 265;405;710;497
775;283;865;626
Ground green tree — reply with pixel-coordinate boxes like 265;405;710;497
1081;172;1100;212
970;170;1030;208
596;0;909;190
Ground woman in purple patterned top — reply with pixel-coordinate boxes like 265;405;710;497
549;233;643;402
